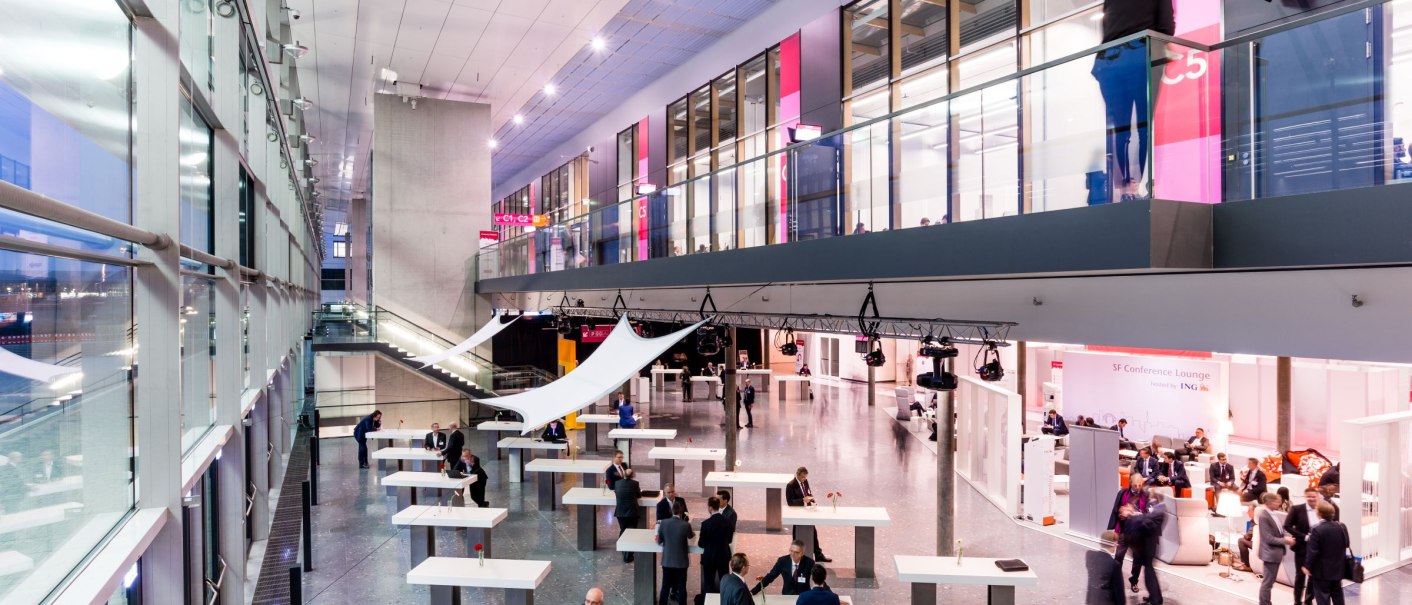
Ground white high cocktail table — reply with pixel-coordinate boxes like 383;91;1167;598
477;420;523;460
704;594;853;605
894;555;1038;605
391;505;508;567
650;367;683;390
617;527;703;605
496;437;566;483
407;556;551;605
523;458;610;511
562;487;659;551
366;428;428;472
576;413;621;452
372;447;445;494
782;505;892;578
775;375;813;400
704;471;793;531
380;471;475;512
738;369;773;392
608;428;677;466
648;446;726;496
690;375;722;399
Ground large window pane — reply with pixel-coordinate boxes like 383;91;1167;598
898;101;950;227
741;55;768;136
668;98;689;166
0;0;131;228
0;248;134;603
899;0;950;72
180;100;214;252
181;263;215;452
715;73;737;144
845;89;891;234
180;0;214;94
847;0;891;92
960;0;1019;53
1023;12;1107;212
1027;0;1099;28
954;83;1019;221
690;85;712;155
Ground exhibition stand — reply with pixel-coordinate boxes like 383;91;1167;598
955;376;1022;517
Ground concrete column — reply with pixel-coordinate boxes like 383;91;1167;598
724;327;739;472
867;364;876;407
1015;341;1028;435
937;357;957;556
250;394;271;541
372;95;491;338
348;196;370;305
1276;356;1292;452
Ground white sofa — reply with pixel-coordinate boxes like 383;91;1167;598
1157;496;1212;565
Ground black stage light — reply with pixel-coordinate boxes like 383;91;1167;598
977;341;1005;382
862;338;885;367
916;371;958;391
779;342;798;356
696;327;722;356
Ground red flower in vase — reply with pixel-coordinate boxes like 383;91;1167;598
474;543;483;552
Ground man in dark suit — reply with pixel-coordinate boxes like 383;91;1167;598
352;410;381;468
1286;488;1341;605
1041;409;1069;436
541;418;568;442
717;489;738;544
452;448;490;507
752;539;815;596
1130;448;1160;483
614;469;642;563
1257;492;1295;605
424;422;447;452
1241;457;1268;504
698;496;732;594
785;467;831;562
1155;451;1190;491
1209;453;1237;494
1110;418;1136;450
795;566;841;605
443;422;465;466
1176;427;1210;462
1302;503;1349;605
656;483;688;522
737;379;757;428
1122;491;1167;604
1103;476;1149;591
655;500;694;605
34;450;64;482
720;553;755;605
605;450;630;490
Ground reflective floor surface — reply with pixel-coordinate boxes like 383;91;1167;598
299;377;1412;604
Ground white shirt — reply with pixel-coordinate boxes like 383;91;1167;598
1307;503;1323;530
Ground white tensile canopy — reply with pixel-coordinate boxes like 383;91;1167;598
0;346;81;383
407;312;519;367
476;314;706;434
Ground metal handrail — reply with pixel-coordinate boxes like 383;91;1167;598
203;555;228;605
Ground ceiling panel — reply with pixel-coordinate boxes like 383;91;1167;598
394;0;455;52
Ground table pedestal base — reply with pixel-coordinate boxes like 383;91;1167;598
631;552;658;605
793;523;816;560
429;586;460;605
907;582;1015;605
765;488;782;531
701;461;715;496
537;472;557;511
466;527;492;558
410;525;435;568
576;504;597;551
660;460;675;491
508;450;523;483
910;583;936;605
396;486;418;513
506;588;535;605
855;526;875;578
587;422;599;453
988;585;1016;605
616;439;632;465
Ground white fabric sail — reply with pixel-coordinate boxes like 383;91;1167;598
476;315;706;434
0;346;81;383
407;313;519;367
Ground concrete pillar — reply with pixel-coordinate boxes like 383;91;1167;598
724;327;739;472
1015;341;1028;435
372;95;491;339
1276;356;1292;452
867;364;876;407
937;357;957;556
348;196;370;305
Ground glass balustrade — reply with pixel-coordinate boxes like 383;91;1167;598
480;1;1412;280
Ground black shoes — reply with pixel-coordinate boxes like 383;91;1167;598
1130;581;1139;593
359;464;370;469
816;553;833;563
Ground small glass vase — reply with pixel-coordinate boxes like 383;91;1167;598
478;550;485;567
831;500;837;513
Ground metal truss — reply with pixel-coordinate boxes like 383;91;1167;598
554;305;1016;346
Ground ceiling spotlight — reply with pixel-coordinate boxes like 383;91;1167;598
248;78;265;96
266;131;279;142
291;133;316;145
487;139;498;149
591;37;606;51
309;190;321;197
282;43;310;59
304;177;320;185
215;0;237;18
303;159;319;167
543;83;557;96
513;114;524;125
292;97;313;110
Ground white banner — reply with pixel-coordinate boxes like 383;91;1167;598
1062;351;1228;443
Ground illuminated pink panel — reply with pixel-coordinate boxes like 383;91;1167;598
1154;0;1222;203
637;117;650;260
777;32;801;243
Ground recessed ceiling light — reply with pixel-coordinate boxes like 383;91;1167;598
487;139;498;149
544;83;557;96
591;37;606;51
513;114;524;125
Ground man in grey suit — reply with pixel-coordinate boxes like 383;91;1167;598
1257;492;1295;605
720;553;755;605
655;500;694;605
615;469;643;563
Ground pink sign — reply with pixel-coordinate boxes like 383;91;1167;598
777;32;801;244
493;213;548;227
1153;0;1222;203
636;117;650;261
581;325;613;343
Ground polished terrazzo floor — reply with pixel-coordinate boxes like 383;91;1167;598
299;378;1412;604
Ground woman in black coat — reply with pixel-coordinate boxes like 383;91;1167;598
1302;502;1349;605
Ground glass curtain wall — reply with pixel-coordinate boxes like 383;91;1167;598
0;0;136;601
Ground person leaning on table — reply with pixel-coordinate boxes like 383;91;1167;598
719;553;755;605
795;566;841;605
452;448;489;508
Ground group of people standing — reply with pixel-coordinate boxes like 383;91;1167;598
350;411;490;508
608;456;839;605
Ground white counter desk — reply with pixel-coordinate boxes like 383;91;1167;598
407;556;551;605
576;413;621;452
648;446;726;496
607;428;677;466
372;447;445;494
562;487;659;551
380;471;475;512
894;555;1038;605
366;428;429;472
704;471;793;530
704;594;852;605
617;527;703;605
738;369;774;392
523;458;610;511
392;505;508;567
689;375;722;399
477;420;524;460
775;375;813;400
782;505;892;578
650;368;683;390
496;437;566;483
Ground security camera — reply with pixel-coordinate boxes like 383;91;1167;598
289;9;302;20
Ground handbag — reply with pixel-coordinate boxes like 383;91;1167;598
1341;524;1364;583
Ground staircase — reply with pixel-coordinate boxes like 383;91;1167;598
310;304;553;400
